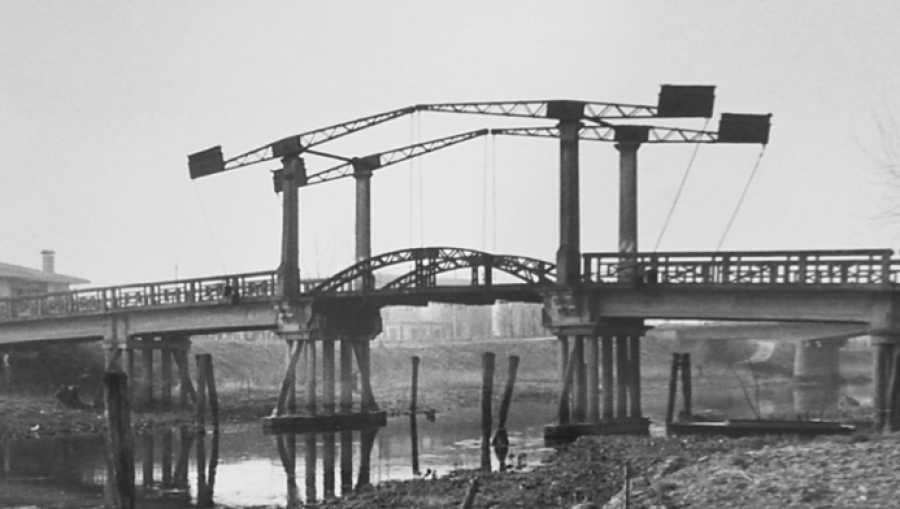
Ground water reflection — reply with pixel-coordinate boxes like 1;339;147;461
272;425;380;505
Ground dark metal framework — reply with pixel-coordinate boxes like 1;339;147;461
312;247;556;293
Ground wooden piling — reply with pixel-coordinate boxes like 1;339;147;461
497;355;520;430
410;414;420;475
323;431;336;499
103;371;135;509
340;429;353;491
874;344;892;432
681;353;693;420
161;428;173;487
174;348;196;407
481;352;495;472
666;353;682;424
410;356;420;412
602;336;614;420
460;478;480;509
353;341;377;412
196;434;208;507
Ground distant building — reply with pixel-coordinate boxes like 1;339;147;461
0;250;89;298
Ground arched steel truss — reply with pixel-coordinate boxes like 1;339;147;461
312;247;556;293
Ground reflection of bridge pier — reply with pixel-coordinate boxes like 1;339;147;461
274;425;380;504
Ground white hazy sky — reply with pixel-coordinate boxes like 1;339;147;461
2;2;900;286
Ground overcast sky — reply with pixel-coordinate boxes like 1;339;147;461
2;2;900;286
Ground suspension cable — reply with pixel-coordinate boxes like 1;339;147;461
716;146;768;251
654;119;710;251
191;181;228;275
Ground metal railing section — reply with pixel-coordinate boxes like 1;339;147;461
0;271;282;321
582;249;900;286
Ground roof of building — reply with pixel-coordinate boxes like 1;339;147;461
0;261;90;285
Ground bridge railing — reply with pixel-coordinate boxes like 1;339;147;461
0;271;285;321
582;249;899;286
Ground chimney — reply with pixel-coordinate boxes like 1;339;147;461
41;250;55;274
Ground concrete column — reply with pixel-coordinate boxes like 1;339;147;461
616;141;640;282
629;335;642;418
601;335;614;419
557;336;570;422
306;340;318;415
873;341;894;431
572;336;586;421
323;339;336;415
586;336;600;422
161;349;173;410
354;164;373;291
142;348;154;408
615;335;629;418
556;119;582;286
278;155;304;299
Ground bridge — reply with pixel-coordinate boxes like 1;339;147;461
3;85;899;436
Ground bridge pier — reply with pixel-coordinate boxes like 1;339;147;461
792;337;844;414
105;335;194;411
871;333;900;432
545;320;650;442
264;303;386;432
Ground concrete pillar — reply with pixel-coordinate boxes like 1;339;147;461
323;339;335;415
629;336;642;418
873;340;894;431
615;335;629;418
616;141;640;282
354;163;373;291
586;336;600;422
601;335;614;419
277;155;304;299
306;340;318;415
340;339;353;413
556;119;582;286
572;336;586;421
161;349;173;410
557;336;570;422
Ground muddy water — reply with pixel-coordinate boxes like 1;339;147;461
0;380;871;508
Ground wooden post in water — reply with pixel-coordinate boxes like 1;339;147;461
666;353;682;424
141;433;154;486
481;352;495;473
276;341;305;416
558;347;578;424
307;340;318;415
497;355;520;430
681;353;693;420
340;430;353;492
305;432;318;503
410;356;420;412
104;372;135;509
323;431;336;499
